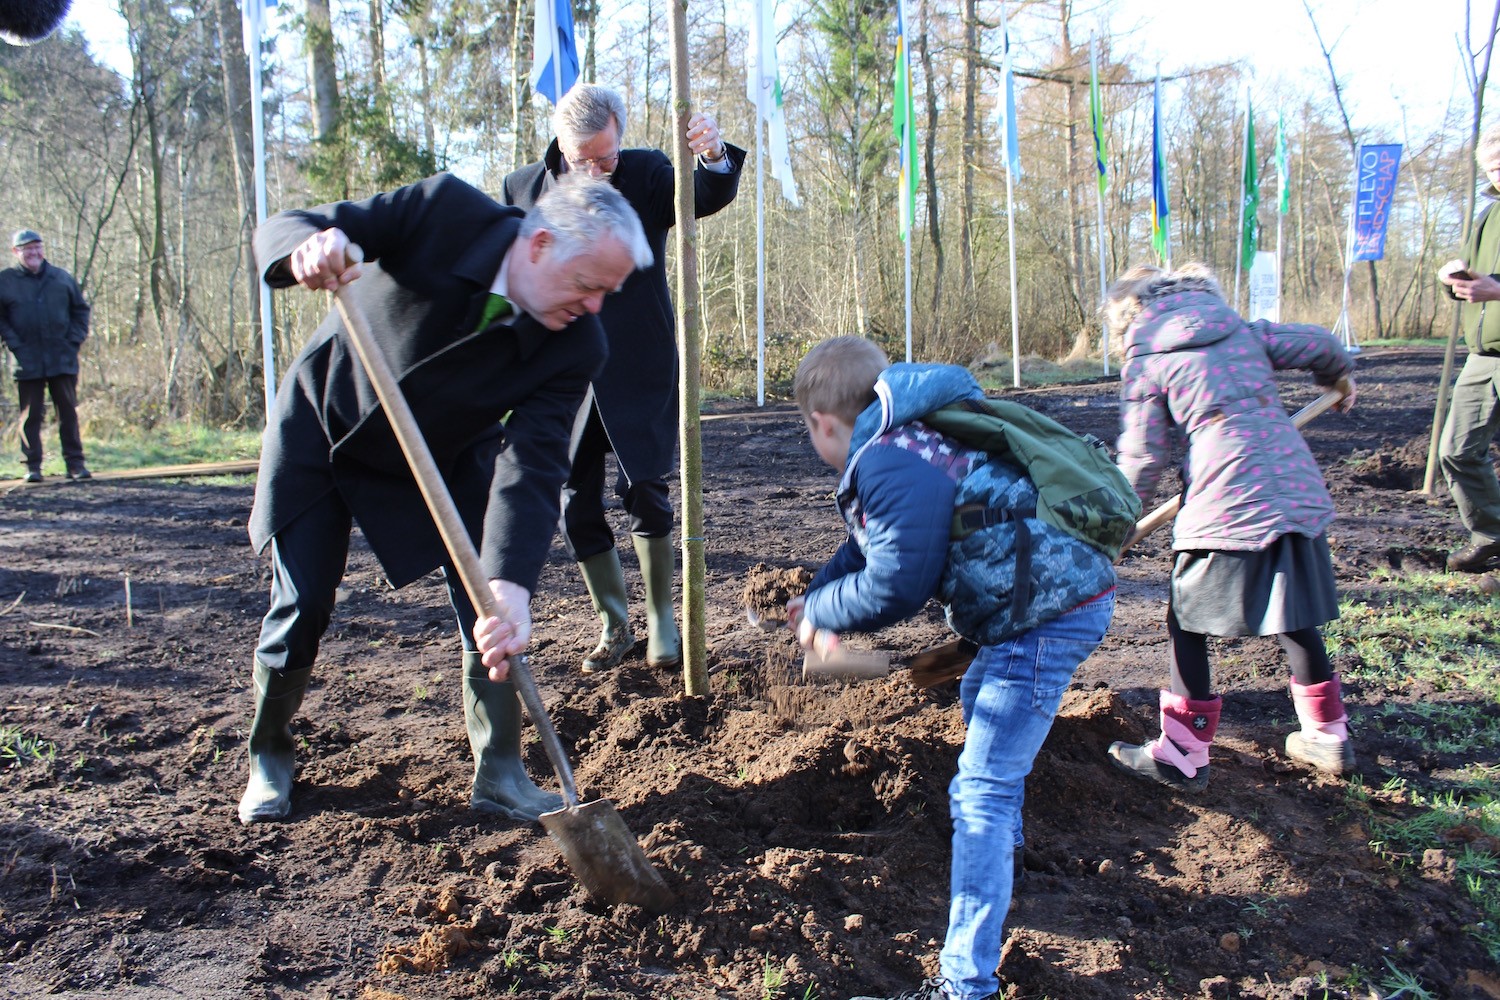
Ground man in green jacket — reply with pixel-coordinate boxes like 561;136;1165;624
1438;124;1500;572
0;229;91;482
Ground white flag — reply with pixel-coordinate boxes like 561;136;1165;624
746;0;799;207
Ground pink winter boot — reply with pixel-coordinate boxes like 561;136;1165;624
1108;690;1222;793
1286;677;1355;775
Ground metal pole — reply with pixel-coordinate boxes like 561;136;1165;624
754;0;766;405
248;1;275;417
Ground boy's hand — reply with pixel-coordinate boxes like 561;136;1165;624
796;616;841;656
786;594;805;633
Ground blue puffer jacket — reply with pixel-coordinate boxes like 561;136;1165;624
802;364;1116;645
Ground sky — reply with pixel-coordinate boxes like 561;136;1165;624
1095;0;1481;141
65;0;1482;144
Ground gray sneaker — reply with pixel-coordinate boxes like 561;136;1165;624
24;469;41;483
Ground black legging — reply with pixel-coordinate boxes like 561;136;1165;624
1167;607;1334;700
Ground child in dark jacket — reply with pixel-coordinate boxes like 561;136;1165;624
789;336;1116;1000
1104;264;1357;792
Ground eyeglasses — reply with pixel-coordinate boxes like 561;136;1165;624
567;151;620;172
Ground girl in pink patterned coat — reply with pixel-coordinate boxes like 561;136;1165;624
1104;264;1358;792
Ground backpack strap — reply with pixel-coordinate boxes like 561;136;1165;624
952;499;1035;625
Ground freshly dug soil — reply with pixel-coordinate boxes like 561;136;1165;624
2;348;1498;1000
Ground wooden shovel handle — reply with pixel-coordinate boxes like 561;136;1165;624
331;287;581;809
1117;384;1348;557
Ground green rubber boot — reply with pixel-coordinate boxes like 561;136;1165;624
463;652;563;820
578;549;635;674
633;534;682;669
238;661;312;825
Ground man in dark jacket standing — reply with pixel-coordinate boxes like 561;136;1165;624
238;174;652;826
0;229;91;482
502;84;743;674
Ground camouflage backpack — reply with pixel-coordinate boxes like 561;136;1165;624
920;397;1141;561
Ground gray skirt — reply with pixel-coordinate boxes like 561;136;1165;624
1170;532;1340;637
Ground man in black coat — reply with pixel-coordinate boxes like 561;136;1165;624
502;83;743;675
238;174;652;826
0;229;91;482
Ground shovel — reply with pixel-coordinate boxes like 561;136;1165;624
746;606;890;680
907;383;1350;690
330;285;676;913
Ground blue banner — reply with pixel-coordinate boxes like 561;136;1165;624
1351;144;1402;261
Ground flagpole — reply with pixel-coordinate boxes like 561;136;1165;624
246;0;275;417
753;0;766;406
1233;86;1249;312
1005;152;1020;389
1090;36;1108;375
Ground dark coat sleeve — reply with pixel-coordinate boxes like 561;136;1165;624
250;173;606;593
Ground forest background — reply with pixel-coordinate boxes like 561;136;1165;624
0;0;1494;436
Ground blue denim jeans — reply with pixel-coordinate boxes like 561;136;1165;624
939;591;1115;999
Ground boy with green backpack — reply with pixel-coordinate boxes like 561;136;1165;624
787;336;1131;1000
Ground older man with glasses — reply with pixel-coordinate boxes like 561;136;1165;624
502;83;744;676
0;229;92;482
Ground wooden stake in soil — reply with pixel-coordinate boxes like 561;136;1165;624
668;0;709;698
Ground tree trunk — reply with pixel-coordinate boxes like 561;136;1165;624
306;0;339;142
667;0;707;696
510;0;529;165
214;0;260;355
1061;1;1087;328
919;0;943;322
959;0;976;296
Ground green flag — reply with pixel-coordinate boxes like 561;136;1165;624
1089;44;1106;195
893;0;918;240
1241;103;1259;272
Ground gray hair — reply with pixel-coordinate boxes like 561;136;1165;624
552;84;629;147
519;174;652;269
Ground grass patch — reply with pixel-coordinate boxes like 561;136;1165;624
90;424;261;471
1326;572;1500;699
0;724;56;766
15;423;261;481
1330;572;1500;965
1358;336;1449;350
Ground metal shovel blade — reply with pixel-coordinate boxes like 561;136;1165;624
540;799;677;913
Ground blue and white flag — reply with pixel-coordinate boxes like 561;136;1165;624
1351;143;1402;261
531;0;579;106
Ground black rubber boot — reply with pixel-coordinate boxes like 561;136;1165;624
633;534;682;669
463;651;563;821
1107;739;1210;793
578;549;635;674
238;661;312;824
